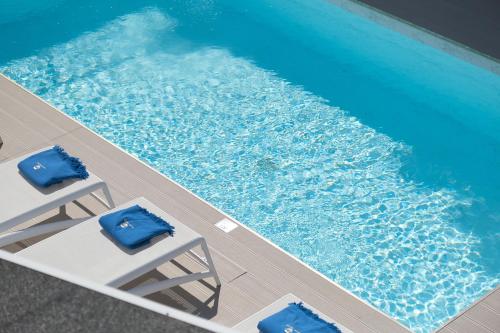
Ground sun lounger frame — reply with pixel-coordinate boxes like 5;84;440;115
16;197;220;296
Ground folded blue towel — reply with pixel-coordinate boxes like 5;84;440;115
99;205;175;249
17;145;89;188
257;302;342;333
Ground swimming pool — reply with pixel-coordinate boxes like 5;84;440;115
1;0;499;331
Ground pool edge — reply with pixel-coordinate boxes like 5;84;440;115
328;0;500;75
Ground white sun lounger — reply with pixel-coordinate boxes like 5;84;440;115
0;147;115;247
233;293;352;333
16;197;221;296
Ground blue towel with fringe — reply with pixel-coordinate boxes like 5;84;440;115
99;205;175;249
257;302;342;333
17;145;89;188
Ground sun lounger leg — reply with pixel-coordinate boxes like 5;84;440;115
201;239;221;286
125;239;220;296
101;183;116;208
89;183;116;209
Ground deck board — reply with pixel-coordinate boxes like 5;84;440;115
483;289;500;314
0;73;416;332
466;304;500;332
447;317;493;333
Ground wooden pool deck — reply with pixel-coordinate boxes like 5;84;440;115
0;73;410;332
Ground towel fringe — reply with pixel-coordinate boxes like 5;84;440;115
53;145;89;180
136;205;175;236
289;302;342;333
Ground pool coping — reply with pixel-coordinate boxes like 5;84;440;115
0;72;412;332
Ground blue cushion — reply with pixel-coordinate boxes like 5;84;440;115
99;205;175;249
257;302;342;333
17;145;89;188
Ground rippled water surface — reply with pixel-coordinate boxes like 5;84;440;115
1;1;499;331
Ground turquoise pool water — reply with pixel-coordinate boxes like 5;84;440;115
1;0;499;331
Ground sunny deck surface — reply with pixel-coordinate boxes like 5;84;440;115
0;73;409;332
